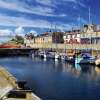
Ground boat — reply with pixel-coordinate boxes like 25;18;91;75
37;50;60;60
38;51;46;59
54;53;60;59
95;59;100;66
64;50;76;63
66;56;75;63
75;53;96;64
46;52;60;59
60;55;68;61
43;53;47;59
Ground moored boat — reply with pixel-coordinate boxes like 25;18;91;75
54;53;60;59
60;55;68;61
75;53;96;64
95;59;100;66
66;56;75;63
36;51;60;60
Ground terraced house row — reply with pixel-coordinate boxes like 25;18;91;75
24;24;100;46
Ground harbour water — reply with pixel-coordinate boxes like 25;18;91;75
0;56;100;100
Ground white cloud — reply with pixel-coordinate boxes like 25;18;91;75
0;29;14;43
15;27;25;37
0;0;66;17
0;29;13;36
36;0;79;6
63;0;78;3
0;0;31;13
30;30;38;36
0;14;70;30
36;0;54;7
29;5;55;16
29;5;67;17
63;0;86;8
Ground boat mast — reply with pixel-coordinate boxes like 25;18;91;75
88;7;93;55
55;23;57;51
50;22;52;33
89;7;92;44
78;15;81;29
89;7;91;24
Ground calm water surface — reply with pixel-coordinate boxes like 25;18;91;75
0;56;100;100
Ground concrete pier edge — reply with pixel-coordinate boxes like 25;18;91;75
0;66;41;100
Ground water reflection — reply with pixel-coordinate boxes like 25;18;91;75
43;58;47;62
75;63;81;71
1;57;100;100
61;61;100;82
95;66;100;75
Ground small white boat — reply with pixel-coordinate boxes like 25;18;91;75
38;51;46;58
43;53;47;59
45;52;54;59
55;53;60;59
65;56;75;63
60;55;67;61
95;59;100;66
45;52;60;59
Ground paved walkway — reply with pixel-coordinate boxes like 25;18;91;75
0;67;16;99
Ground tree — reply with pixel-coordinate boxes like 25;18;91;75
10;35;24;44
25;33;34;40
15;35;24;44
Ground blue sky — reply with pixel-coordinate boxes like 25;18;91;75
0;0;99;37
